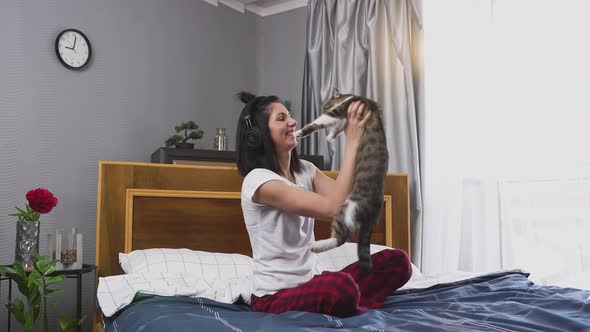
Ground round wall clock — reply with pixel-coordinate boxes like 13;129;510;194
55;29;91;70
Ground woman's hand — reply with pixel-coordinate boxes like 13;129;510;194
344;101;371;146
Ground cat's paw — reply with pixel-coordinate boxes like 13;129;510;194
309;238;338;253
294;129;303;138
326;133;335;141
309;242;321;253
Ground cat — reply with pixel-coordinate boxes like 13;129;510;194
295;88;389;273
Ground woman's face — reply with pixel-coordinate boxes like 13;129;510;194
267;102;297;152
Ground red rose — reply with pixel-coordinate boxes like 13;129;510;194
26;188;58;214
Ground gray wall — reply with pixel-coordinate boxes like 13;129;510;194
0;0;307;330
257;7;308;122
0;0;261;330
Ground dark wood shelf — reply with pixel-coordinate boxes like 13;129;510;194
151;147;325;170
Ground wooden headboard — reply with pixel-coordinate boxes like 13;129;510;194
95;161;410;278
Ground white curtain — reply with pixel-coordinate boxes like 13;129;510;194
422;0;590;282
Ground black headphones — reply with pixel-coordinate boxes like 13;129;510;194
244;113;263;149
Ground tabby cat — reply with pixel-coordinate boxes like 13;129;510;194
295;88;388;273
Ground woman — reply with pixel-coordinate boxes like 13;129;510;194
236;91;412;317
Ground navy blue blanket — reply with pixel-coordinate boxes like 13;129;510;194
104;272;590;332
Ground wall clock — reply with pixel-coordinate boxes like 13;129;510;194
55;29;91;70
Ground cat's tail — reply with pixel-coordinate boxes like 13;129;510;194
310;201;354;253
357;219;375;273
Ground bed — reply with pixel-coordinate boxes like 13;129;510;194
94;161;590;332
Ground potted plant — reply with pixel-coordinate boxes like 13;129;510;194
165;121;204;149
0;254;85;332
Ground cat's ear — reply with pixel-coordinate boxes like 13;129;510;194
332;88;340;98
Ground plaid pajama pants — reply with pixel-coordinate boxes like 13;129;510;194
250;248;412;317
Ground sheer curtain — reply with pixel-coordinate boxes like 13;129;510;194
422;0;590;281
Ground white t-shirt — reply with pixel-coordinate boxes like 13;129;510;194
241;159;323;297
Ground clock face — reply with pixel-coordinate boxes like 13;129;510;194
55;29;91;70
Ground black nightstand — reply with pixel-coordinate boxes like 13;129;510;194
0;263;96;332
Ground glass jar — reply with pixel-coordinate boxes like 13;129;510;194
214;128;228;151
59;228;78;264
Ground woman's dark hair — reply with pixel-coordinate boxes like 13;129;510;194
236;91;301;177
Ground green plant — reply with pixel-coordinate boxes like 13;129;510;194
165;120;204;147
283;99;292;113
0;254;85;332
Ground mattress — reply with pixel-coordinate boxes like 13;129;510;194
103;271;590;332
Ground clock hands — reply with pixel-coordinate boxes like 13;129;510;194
65;37;77;53
64;36;78;52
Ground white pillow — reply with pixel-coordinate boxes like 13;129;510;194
119;248;254;279
316;243;422;277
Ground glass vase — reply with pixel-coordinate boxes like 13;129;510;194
14;220;40;264
20;240;36;272
214;128;228;151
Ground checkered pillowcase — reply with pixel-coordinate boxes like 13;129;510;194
119;248;254;279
